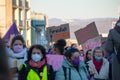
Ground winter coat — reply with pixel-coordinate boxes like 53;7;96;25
55;59;88;80
18;62;55;80
105;29;120;80
87;58;109;80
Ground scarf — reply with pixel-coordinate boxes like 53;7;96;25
29;59;46;68
7;48;27;61
93;58;103;72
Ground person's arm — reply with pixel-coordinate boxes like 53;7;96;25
18;64;28;80
55;67;65;80
87;61;95;77
48;65;55;80
105;30;114;53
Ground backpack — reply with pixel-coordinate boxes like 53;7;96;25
62;66;71;80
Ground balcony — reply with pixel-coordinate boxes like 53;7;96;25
26;21;29;27
12;0;17;7
19;0;22;7
19;20;23;26
25;1;29;8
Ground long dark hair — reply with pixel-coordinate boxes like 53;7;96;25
84;49;92;63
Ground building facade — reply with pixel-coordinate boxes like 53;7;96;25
31;12;48;48
0;0;31;46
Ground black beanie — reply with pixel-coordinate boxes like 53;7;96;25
65;48;80;58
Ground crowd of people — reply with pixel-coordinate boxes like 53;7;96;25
0;18;120;80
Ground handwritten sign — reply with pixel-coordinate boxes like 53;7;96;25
75;22;99;44
46;55;64;71
82;36;102;52
47;23;70;42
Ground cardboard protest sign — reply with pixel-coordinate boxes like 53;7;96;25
75;22;99;45
82;36;102;52
46;55;64;71
47;23;70;42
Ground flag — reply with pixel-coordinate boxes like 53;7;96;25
3;22;20;40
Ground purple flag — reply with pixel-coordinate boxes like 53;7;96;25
3;22;20;40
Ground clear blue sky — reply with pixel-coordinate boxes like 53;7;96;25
31;0;120;19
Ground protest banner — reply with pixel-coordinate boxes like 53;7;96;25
75;22;99;45
3;22;20;46
3;22;20;40
82;36;102;52
47;23;70;42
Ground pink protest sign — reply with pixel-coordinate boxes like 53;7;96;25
82;36;102;52
46;55;64;71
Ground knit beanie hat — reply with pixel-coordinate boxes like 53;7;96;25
65;48;79;58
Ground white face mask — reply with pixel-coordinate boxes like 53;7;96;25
117;22;120;27
31;53;42;62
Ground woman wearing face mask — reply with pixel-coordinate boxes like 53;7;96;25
55;48;89;80
87;46;109;80
6;35;27;80
18;44;55;80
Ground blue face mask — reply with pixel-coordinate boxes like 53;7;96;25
94;56;102;61
32;53;42;62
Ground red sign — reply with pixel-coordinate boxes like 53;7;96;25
75;22;99;44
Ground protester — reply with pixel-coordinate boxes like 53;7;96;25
6;35;27;80
85;49;92;63
87;46;109;80
55;48;89;80
84;49;92;71
0;38;12;80
80;50;85;57
18;44;55;80
70;43;78;49
47;45;53;54
52;39;66;55
105;18;120;80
